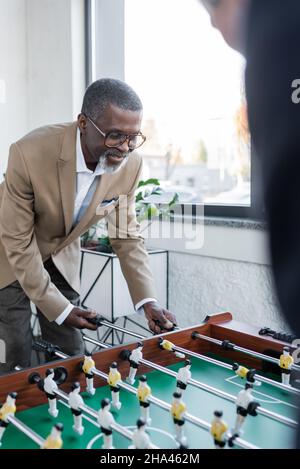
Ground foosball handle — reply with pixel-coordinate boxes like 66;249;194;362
259;326;297;344
153;319;178;332
32;339;61;357
85;314;105;327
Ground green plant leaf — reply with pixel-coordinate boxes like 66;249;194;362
147;204;159;218
135;191;144;202
168;192;179;207
98;235;111;247
137;178;160;188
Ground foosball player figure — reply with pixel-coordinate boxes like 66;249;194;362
0;392;17;447
232;363;261;386
178;443;189;450
97;398;115;449
41;423;64;449
68;382;85;435
44;368;59;418
279;347;294;386
129;418;155;449
126;342;144;385
210;410;228;449
233;383;260;436
170;391;187;446
159;339;185;359
137;375;152;425
176;359;192;393
82;352;96;396
107;362;122;410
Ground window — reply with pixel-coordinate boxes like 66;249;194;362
86;0;260;218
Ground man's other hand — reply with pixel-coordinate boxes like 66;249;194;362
63;307;98;330
143;301;177;334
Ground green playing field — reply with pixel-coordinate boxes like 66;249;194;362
1;357;297;449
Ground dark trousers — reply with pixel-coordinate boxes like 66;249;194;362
0;258;84;374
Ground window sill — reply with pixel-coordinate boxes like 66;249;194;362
203;217;267;231
145;217;270;265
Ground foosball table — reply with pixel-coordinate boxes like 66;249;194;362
0;312;299;450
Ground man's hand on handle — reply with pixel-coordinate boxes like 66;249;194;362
143;301;177;334
63;307;98;330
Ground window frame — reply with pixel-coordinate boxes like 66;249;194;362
84;0;264;220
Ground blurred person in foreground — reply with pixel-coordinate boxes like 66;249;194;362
200;0;300;447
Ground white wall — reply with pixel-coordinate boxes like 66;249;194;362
26;0;85;129
0;0;85;181
0;0;28;179
146;222;287;332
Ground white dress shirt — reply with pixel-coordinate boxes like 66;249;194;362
55;129;156;325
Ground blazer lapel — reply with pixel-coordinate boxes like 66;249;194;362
57;122;77;236
55;171;116;253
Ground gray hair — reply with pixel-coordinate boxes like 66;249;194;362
81;78;143;121
201;0;221;7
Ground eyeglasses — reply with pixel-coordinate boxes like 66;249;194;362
86;115;146;150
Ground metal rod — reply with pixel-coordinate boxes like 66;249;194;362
194;332;300;372
7;416;45;446
83;336;297;429
172;344;300;396
85;325;300;394
83;335;110;349
187;350;300;396
80;335;300;397
90;363;258;449
50;345;257;449
54;389;135;442
94;320;146;340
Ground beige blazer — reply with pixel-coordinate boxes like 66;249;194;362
0;122;156;321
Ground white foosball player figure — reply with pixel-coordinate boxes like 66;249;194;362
210;410;228;449
233;383;260;435
137;375;152;425
176;360;192;393
97;398;115;449
0;392;17;447
159;339;185;359
82;352;96;396
170;391;187;446
44;368;59;418
69;382;85;435
126;342;144;385
279;347;294;386
107;362;122;410
129;418;155;449
41;423;64;449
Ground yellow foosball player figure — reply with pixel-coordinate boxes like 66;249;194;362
210;410;228;449
170;391;187;446
0;392;17;447
41;423;64;449
82;352;96;396
107;362;122;410
279;347;294;386
159;339;185;359
232;363;261;386
137;375;152;425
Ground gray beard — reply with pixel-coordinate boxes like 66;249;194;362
97;151;129;174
